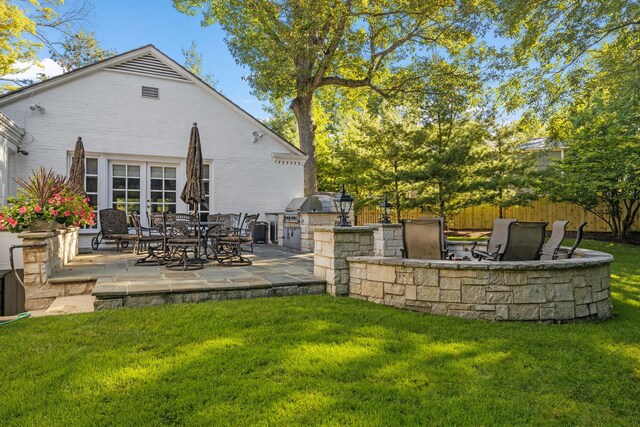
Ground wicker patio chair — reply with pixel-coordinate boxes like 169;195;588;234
554;222;587;259
540;220;569;260
215;214;259;266
91;208;136;252
470;218;517;260
163;213;203;270
499;221;548;261
401;218;448;260
131;212;166;265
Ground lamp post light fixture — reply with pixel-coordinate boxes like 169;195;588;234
334;184;354;227
379;195;393;223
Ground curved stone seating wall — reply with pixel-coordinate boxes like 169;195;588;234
347;248;612;322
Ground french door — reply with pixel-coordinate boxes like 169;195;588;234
110;162;178;218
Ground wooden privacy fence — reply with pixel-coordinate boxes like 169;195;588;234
356;198;636;232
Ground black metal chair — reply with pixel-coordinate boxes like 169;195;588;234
215;214;259;266
555;222;587;259
131;212;166;265
401;218;449;260
163;213;204;270
91;208;136;251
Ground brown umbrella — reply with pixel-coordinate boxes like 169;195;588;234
180;122;207;211
68;136;85;192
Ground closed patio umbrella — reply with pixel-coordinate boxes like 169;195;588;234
180;122;207;213
68;136;85;192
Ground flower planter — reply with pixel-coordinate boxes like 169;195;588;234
28;219;59;232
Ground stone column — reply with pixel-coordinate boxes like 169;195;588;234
313;226;375;296
372;223;403;257
17;227;79;310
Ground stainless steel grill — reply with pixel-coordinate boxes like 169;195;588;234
282;195;326;249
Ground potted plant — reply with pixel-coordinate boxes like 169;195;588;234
0;167;95;233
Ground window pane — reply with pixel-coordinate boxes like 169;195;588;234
150;191;163;202
151;179;163;190
86;158;98;175
113;178;126;190
165;192;176;203
113;190;126;202
165;168;176;179
150;167;163;178
128;178;140;190
167;204;177;213
112;165;126;176
165;180;176;191
88;194;98;206
202;165;209;179
86;177;98;193
128;191;140;201
128;165;140;177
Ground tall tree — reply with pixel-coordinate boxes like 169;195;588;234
181;40;218;88
1;0;91;89
173;0;490;195
50;31;114;71
480;114;540;218
495;0;640;111
543;45;640;240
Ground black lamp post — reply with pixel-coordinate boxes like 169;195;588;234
379;195;392;224
334;184;354;227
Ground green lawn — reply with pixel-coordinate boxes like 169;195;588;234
1;240;639;426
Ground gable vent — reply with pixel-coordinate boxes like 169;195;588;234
142;86;159;99
107;54;188;81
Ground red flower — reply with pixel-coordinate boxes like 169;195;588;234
34;205;42;213
19;206;28;214
8;218;17;227
52;210;58;217
64;211;71;217
49;198;55;204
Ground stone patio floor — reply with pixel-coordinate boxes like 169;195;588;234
46;244;324;313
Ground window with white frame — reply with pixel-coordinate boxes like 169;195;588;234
112;164;141;215
84;157;98;229
200;164;211;221
149;166;177;213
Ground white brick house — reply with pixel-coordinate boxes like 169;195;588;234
0;45;306;242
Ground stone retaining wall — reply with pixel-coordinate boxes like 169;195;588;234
347;249;612;322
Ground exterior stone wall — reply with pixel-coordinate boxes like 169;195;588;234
371;223;403;257
313;226;375;296
300;212;340;252
347;249;613;322
18;227;79;310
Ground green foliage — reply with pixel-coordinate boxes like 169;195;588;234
0;0;40;77
543;46;640;239
50;31;114;72
173;0;493;194
1;239;640;425
181;40;217;87
479;114;541;217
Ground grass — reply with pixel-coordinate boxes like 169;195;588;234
1;240;639;426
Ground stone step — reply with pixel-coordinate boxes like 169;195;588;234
45;295;96;316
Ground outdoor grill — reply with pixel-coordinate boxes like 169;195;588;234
282;196;325;249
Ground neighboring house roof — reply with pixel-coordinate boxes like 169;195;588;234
0;111;25;147
0;44;305;156
518;137;564;151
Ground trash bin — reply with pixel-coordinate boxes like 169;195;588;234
253;221;268;244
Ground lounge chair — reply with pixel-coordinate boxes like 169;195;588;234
555;222;587;259
401;218;448;260
470;218;517;260
91;208;136;251
540;220;569;260
500;221;548;261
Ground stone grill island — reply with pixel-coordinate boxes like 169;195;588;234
314;226;613;322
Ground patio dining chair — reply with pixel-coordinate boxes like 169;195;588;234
554;222;587;259
215;214;259;266
203;213;242;259
91;208;136;252
499;221;548;261
470;218;517;261
131;212;166;265
401;218;449;260
163;213;204;270
540;220;569;260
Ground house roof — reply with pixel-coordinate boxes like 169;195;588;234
518;137;564;151
0;44;306;156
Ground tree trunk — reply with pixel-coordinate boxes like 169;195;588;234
290;95;318;196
